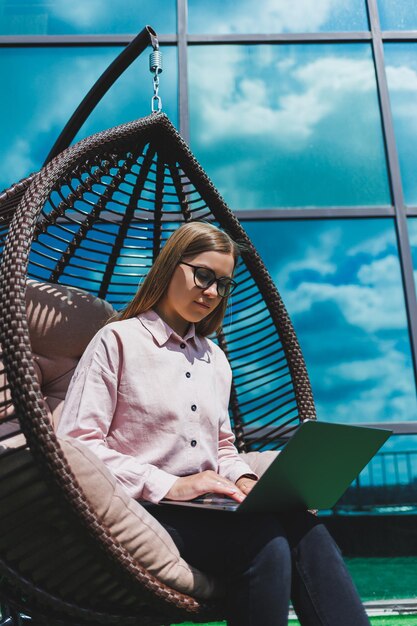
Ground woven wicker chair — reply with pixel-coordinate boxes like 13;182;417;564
0;111;316;625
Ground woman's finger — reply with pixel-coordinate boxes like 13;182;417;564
210;477;245;502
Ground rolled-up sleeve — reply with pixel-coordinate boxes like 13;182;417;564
57;329;178;503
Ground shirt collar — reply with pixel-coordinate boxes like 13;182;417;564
138;309;196;347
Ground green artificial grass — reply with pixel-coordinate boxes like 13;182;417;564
346;557;417;601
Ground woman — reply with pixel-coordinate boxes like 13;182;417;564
57;221;370;626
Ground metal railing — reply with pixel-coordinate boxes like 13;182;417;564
336;449;417;510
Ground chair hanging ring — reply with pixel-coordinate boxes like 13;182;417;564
149;46;163;113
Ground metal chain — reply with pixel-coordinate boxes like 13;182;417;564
149;49;163;113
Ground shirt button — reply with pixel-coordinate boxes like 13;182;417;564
191;439;197;447
180;342;186;349
186;372;191;378
191;404;197;411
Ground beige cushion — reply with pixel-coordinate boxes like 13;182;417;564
0;280;115;448
239;450;279;477
60;437;278;599
26;280;115;428
59;437;221;599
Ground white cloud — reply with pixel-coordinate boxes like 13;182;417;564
276;57;297;73
386;65;417;92
193;53;376;149
50;0;103;28
37;57;114;134
287;281;406;332
385;64;417;133
314;339;415;424
357;254;402;287
198;0;346;35
294;56;375;93
270;226;405;334
328;347;410;389
233;340;415;427
275;227;340;286
268;230;413;423
231;227;413;425
348;230;395;257
2;139;36;184
317;385;416;423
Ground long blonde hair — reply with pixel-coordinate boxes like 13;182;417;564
116;221;240;336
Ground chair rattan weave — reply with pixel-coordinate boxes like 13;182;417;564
0;111;316;625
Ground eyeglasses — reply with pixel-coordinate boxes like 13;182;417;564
179;262;237;298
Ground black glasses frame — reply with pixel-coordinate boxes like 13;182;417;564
179;261;237;298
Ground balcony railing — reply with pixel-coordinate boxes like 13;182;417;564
336;450;417;511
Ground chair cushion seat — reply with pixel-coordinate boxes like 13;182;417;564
26;280;115;428
60;436;222;599
60;437;278;600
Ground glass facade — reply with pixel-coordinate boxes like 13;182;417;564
0;0;177;35
189;44;390;208
188;0;369;34
246;219;416;423
2;0;417;501
378;0;417;30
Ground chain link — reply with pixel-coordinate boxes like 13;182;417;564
149;49;163;113
151;71;162;113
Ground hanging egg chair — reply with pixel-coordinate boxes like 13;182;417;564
0;27;315;625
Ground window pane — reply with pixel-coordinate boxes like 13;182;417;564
189;44;390;209
385;44;417;206
0;0;176;35
408;219;417;294
244;219;416;423
188;0;368;34
0;46;178;192
378;0;417;31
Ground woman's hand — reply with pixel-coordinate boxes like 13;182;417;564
235;476;257;496
165;470;246;503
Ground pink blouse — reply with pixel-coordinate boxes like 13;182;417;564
57;309;255;503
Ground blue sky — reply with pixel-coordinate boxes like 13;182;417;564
245;220;417;427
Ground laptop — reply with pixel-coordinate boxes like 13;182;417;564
160;420;391;513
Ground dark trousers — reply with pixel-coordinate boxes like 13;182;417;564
148;506;370;626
